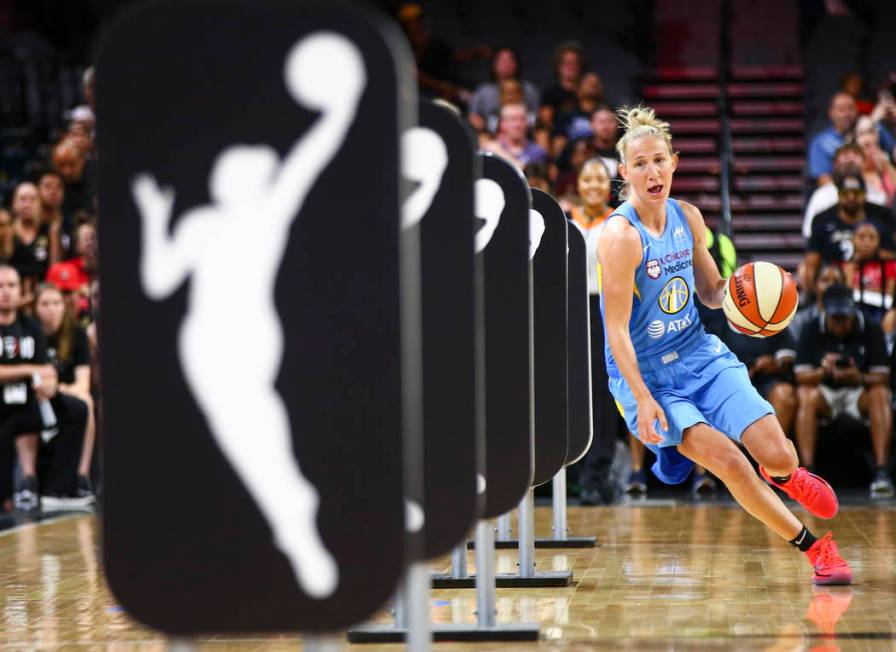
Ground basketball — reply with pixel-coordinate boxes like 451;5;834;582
721;261;798;337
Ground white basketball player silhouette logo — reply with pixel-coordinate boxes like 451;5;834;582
131;32;366;599
474;178;505;253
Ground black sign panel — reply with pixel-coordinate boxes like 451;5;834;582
96;2;414;633
530;189;568;486
407;101;482;559
477;153;534;519
566;223;594;464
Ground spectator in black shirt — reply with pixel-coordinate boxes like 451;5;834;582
9;182;51;306
37;171;69;263
539;41;585;131
52;140;95;218
801;171;896;293
0;265;58;509
794;284;893;497
37;284;93;492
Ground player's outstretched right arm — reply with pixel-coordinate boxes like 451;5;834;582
133;174;203;300
598;216;668;444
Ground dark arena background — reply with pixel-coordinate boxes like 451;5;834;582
0;0;895;650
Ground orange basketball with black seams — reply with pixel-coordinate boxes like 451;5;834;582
721;261;798;338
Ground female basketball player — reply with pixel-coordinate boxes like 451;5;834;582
597;106;852;585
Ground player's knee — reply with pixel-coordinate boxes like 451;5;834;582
763;438;798;473
713;448;753;482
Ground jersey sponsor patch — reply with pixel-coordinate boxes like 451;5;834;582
658;276;689;314
647;319;665;338
646;259;661;279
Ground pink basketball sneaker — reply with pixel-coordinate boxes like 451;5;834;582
760;466;839;519
805;533;853;586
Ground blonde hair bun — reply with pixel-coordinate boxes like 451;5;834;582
615;105;673;164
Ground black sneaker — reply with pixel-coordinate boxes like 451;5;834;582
870;468;895;498
13;475;40;511
76;475;94;499
691;470;717;497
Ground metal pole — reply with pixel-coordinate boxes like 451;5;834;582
395;583;408;629
475;520;496;628
404;561;432;652
451;541;469;579
303;636;343;652
495;512;512;541
518;489;535;578
552;469;568;541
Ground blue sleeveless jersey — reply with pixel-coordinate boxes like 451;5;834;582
600;198;704;376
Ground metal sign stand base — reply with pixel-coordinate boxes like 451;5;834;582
466;471;596;549
349;522;538;643
433;490;572;589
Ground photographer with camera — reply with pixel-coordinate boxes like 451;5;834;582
794;284;893;497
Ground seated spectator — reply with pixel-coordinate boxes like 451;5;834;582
524;162;551;194
555;105;621;199
9;182;51;304
539;41;585;131
789;264;845;342
553;72;606;146
794;284;893;497
396;3;488;105
27;284;94;506
0;265;64;510
480;102;547;169
808;92;895;186
467;47;540;134
800;171;895;293
841;221;896;321
491;79;537;133
37;171;69;262
840;71;875;115
554;137;596;196
803;143;888;238
721;326;798;436
52;140;95;217
0;209;14;264
46;261;90;322
855;115;896;208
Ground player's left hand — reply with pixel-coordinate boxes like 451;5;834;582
636;395;667;444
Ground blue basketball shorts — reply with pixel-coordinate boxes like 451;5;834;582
608;331;774;485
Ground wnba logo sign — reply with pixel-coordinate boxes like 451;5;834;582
658;277;689;314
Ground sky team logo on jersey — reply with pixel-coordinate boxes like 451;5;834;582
658;276;689;314
646;259;661;279
672;225;686;242
647;320;665;338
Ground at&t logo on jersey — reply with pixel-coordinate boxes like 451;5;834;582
666;313;692;333
658;276;689;314
646;259;661;279
646;314;692;339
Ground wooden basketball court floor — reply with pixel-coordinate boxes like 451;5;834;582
1;496;894;651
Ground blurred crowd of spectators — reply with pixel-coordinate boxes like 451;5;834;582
0;67;98;512
1;2;893;514
397;3;625;214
